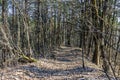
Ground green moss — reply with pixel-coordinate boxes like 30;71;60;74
18;54;37;63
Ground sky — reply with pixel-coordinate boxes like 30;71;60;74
118;17;120;22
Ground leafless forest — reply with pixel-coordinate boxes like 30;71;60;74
0;0;120;80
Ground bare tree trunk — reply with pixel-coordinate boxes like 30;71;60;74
17;9;21;47
24;0;32;57
91;0;100;65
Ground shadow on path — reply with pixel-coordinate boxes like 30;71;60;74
20;65;98;79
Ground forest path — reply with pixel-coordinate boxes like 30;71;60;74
0;46;118;80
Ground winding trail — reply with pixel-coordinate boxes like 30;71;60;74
0;46;119;80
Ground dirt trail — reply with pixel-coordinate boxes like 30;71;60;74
0;46;119;80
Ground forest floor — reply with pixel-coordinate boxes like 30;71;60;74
0;46;120;80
